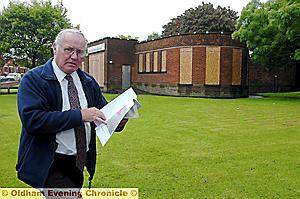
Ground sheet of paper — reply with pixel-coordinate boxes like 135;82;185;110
124;99;141;119
96;88;140;146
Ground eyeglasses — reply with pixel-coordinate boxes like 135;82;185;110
61;47;86;58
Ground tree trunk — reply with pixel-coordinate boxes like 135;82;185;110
31;54;36;69
296;62;300;90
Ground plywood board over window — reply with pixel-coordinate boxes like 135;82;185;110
89;52;105;87
81;61;86;71
161;50;167;72
153;51;159;72
180;47;193;84
146;52;151;72
232;48;242;85
205;47;220;85
138;54;144;72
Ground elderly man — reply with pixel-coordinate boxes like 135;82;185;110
16;29;127;188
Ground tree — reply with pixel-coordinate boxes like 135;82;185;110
0;0;73;68
233;0;300;68
0;54;4;68
146;32;161;41
162;2;238;37
117;35;139;40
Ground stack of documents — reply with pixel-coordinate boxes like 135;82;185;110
95;88;141;146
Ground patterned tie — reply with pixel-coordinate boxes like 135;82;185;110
65;74;87;171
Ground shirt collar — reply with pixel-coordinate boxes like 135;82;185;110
52;59;77;82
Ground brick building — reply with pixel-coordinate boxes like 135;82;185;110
86;33;299;97
133;33;248;98
0;58;29;75
248;62;299;93
85;38;137;91
87;33;249;98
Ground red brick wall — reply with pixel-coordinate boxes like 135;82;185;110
107;39;137;66
134;33;247;87
136;33;245;52
132;33;248;97
106;39;137;89
249;62;297;93
192;47;206;85
107;64;121;89
87;38;137;90
87;34;250;96
132;48;180;85
166;48;180;84
220;47;233;85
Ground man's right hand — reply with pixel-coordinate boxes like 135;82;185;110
81;107;106;124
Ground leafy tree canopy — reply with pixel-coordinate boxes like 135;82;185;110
162;2;238;37
146;32;161;41
233;0;300;68
0;0;74;68
117;35;138;40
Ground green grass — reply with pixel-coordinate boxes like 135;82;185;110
0;92;299;198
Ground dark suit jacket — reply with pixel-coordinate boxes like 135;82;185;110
16;58;107;187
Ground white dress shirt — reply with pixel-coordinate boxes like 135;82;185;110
52;59;91;155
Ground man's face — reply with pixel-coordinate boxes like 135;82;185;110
53;32;86;74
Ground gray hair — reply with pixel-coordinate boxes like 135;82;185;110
54;29;88;49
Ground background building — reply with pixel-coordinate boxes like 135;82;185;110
248;62;299;93
86;33;298;98
0;58;29;76
133;33;248;98
86;38;137;91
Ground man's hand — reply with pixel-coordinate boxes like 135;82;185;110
81;107;106;123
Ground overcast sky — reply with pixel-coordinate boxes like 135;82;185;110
0;0;258;42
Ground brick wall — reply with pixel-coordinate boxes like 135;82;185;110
133;33;248;98
248;63;297;93
106;39;137;90
87;33;297;96
132;48;180;85
87;38;137;90
192;47;206;85
107;39;137;66
87;34;250;97
220;47;233;85
136;33;245;52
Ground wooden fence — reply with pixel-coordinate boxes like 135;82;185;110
0;81;19;94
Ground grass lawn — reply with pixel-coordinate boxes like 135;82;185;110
0;92;299;198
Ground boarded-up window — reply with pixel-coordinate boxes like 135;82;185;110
180;47;193;84
205;47;220;85
138;54;144;72
232;49;242;85
89;52;105;87
81;61;86;72
146;53;151;72
161;50;167;72
153;51;158;72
